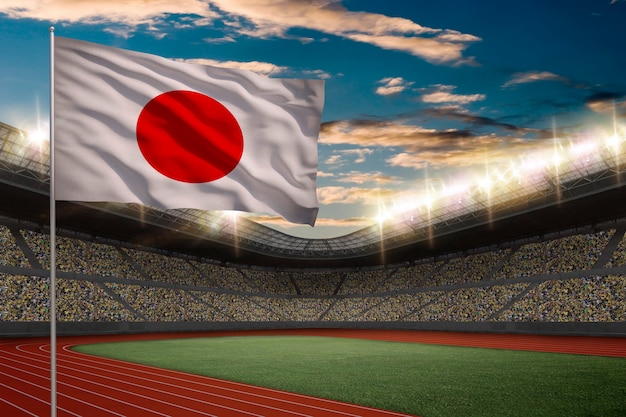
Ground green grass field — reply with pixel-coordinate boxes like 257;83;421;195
73;335;626;417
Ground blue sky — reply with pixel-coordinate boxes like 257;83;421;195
1;0;625;239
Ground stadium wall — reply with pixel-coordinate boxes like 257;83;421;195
2;320;626;338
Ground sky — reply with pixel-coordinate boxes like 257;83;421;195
1;0;626;239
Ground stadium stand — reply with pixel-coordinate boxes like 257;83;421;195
1;220;625;337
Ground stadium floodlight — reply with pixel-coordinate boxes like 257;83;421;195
604;133;622;155
27;126;49;147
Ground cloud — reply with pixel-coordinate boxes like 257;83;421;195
311;217;372;228
0;0;480;65
177;58;289;76
0;0;213;26
383;134;531;170
209;0;442;37
299;69;333;80
502;71;569;88
175;57;330;78
324;148;374;168
324;154;344;167
320;119;473;149
338;148;373;163
385;144;515;170
320;117;549;171
344;32;478;65
317;186;401;205
252;214;372;229
335;171;401;185
375;77;414;96
420;85;485;105
585;92;626;114
210;1;480;65
421;108;527;132
202;36;236;44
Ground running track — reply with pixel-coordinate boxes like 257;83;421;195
1;329;625;416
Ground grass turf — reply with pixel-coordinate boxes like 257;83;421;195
73;335;626;417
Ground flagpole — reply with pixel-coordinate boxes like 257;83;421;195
49;25;57;417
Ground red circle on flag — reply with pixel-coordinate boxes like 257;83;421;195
136;90;244;183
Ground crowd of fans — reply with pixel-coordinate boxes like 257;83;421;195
0;273;48;321
426;250;511;287
242;270;296;294
498;275;626;322
0;226;29;268
376;262;442;292
20;229;144;280
290;271;342;295
1;224;625;324
605;237;626;268
492;230;613;280
0;273;136;322
337;269;388;295
413;283;530;321
324;292;444;322
190;259;259;292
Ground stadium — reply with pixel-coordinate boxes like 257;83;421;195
1;119;626;416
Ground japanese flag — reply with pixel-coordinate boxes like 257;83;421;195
53;37;324;226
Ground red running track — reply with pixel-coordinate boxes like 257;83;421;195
1;329;624;417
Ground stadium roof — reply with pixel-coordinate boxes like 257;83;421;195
2;120;626;268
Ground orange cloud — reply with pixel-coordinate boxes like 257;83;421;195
1;0;479;65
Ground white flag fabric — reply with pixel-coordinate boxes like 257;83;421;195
54;37;324;225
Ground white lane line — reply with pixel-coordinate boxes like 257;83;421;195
0;385;44;417
0;375;86;417
2;348;264;417
0;358;185;417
